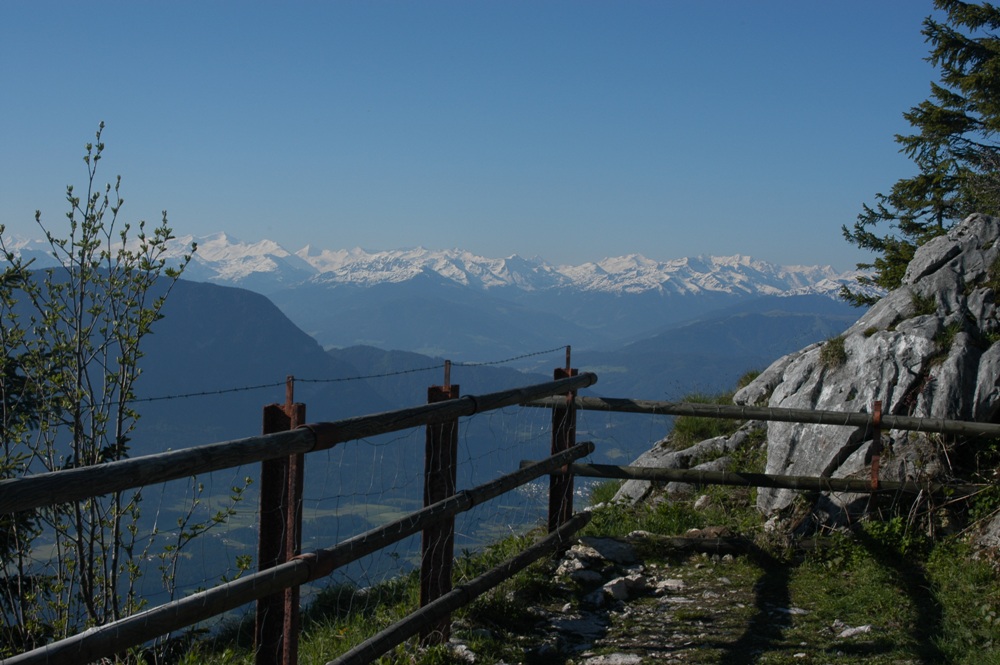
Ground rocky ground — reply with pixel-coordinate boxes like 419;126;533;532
436;214;1000;665
449;530;924;665
533;533;771;664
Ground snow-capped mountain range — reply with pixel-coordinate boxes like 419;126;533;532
0;232;872;361
40;231;864;298
2;231;870;297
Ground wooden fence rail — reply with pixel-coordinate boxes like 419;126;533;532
533;462;985;497
7;442;595;665
0;372;597;515
328;511;593;665
19;369;997;664
530;395;1000;439
3;368;596;665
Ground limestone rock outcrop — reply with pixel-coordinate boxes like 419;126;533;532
615;214;1000;542
735;214;1000;521
612;423;764;504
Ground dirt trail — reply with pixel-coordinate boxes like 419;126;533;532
501;533;893;665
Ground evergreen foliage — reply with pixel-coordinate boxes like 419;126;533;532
843;0;1000;305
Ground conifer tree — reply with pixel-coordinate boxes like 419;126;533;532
843;0;1000;305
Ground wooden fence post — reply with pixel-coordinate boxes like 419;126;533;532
420;364;460;645
549;349;578;533
255;377;306;665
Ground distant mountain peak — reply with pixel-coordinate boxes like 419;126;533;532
0;232;879;300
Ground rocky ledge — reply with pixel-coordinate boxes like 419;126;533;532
615;214;1000;548
444;531;891;664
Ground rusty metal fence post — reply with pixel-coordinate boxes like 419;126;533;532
255;377;306;665
549;347;578;533
870;400;883;491
420;362;460;645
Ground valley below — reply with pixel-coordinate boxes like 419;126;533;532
110;248;866;612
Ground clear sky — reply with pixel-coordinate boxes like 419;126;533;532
2;1;942;270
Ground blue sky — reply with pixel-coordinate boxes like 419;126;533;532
2;2;941;269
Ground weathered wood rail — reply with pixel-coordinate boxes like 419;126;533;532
0;373;596;515
328;511;592;665
531;395;1000;439
4;369;596;665
9;364;999;665
530;463;984;497
8;443;594;665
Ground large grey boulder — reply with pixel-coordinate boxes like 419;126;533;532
612;423;764;504
736;214;1000;519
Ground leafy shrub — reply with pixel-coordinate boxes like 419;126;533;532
861;516;928;558
969;483;1000;524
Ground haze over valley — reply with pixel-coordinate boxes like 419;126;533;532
0;231;870;610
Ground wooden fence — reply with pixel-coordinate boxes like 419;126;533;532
530;394;999;497
2;368;597;665
6;370;1000;664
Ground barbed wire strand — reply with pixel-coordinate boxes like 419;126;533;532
131;344;569;405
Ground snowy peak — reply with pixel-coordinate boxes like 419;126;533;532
0;232;875;299
556;253;850;297
184;232;291;261
168;233;315;289
160;235;872;298
294;246;563;290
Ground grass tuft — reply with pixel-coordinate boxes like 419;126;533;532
911;291;938;316
820;335;848;368
670;391;743;449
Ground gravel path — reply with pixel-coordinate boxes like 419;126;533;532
485;533;891;665
531;535;765;663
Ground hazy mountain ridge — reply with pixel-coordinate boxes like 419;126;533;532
4;233;870;298
578;294;860;399
193;235;857;295
1;233;873;360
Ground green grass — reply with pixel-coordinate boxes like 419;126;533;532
768;535;1000;664
174;378;1000;665
581;502;1000;664
570;445;1000;664
987;255;1000;293
933;320;964;360
670;391;744;449
912;291;939;316
177;574;425;665
583;496;707;538
588;479;622;506
820;335;848;368
178;488;1000;665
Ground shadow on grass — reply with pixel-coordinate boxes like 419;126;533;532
853;530;947;665
717;529;946;664
719;543;793;664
